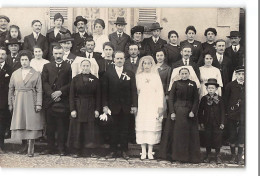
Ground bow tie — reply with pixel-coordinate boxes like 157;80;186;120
206;94;219;105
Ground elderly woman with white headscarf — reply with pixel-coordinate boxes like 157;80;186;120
135;55;165;160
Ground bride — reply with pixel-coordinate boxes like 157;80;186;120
135;55;165;160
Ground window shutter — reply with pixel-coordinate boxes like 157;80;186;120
138;8;157;31
49;7;69;29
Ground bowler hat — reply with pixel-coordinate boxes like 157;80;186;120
74;16;88;26
58;33;74;43
150;22;163;31
131;26;144;36
5;38;21;46
205;78;219;87
227;31;241;38
235;66;245;73
0;15;10;23
114;17;127;25
54;13;64;23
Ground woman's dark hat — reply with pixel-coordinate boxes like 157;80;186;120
5;38;21;45
235;66;245;73
74;16;88;26
205;78;219;87
150;22;163;31
0;15;10;23
54;13;64;23
131;26;144;36
114;17;127;25
58;33;74;43
227;31;241;38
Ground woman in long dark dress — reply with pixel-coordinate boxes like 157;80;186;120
67;59;101;158
159;67;201;163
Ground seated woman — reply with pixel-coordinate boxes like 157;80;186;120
158;67;201;163
68;59;101;158
8;50;44;157
199;52;223;100
135;56;165;160
30;46;50;73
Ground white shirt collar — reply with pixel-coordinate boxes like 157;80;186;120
115;66;123;70
182;58;189;65
11;53;18;58
237;79;244;85
85;52;93;58
117;31;123;36
152;36;159;43
130;57;138;63
79;31;86;36
232;44;240;51
169;43;178;47
33;31;40;39
0;61;5;69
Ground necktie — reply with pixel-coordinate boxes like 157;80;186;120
12;56;16;63
0;63;2;71
185;60;187;66
118;34;121;39
35;33;39;41
154;38;157;43
88;54;91;58
219;55;223;64
131;58;135;64
234;46;237;52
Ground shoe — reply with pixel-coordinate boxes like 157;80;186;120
58;150;66;156
148;152;155;160
216;154;222;164
203;155;210;163
28;153;34;157
90;153;98;158
40;149;54;155
140;153;147;160
122;151;130;160
237;154;244;165
17;145;28;154
105;152;115;159
0;148;5;154
229;154;237;164
72;153;80;158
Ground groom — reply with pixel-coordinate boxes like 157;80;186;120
102;51;138;159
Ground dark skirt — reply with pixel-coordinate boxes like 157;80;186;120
67;118;102;149
159;106;201;163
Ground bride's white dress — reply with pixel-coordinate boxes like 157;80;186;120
135;72;164;145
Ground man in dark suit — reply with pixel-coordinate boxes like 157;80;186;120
197;39;232;88
224;31;244;74
225;66;245;165
0;47;12;153
0;15;9;48
102;51;138;159
5;38;21;73
108;17;130;52
143;22;167;61
41;45;72;156
124;42;140;74
23;20;48;59
58;33;76;64
172;44;200;79
71;16;93;56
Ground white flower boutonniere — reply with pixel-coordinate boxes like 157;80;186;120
89;78;94;82
188;83;194;86
5;73;9;77
122;72;130;80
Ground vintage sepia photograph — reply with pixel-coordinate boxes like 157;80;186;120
0;6;246;169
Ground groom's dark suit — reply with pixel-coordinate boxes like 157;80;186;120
102;66;137;152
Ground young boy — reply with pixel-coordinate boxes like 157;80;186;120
143;22;167;60
225;66;245;165
108;17;130;52
198;78;225;164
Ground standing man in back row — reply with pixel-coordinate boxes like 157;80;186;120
109;17;130;52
